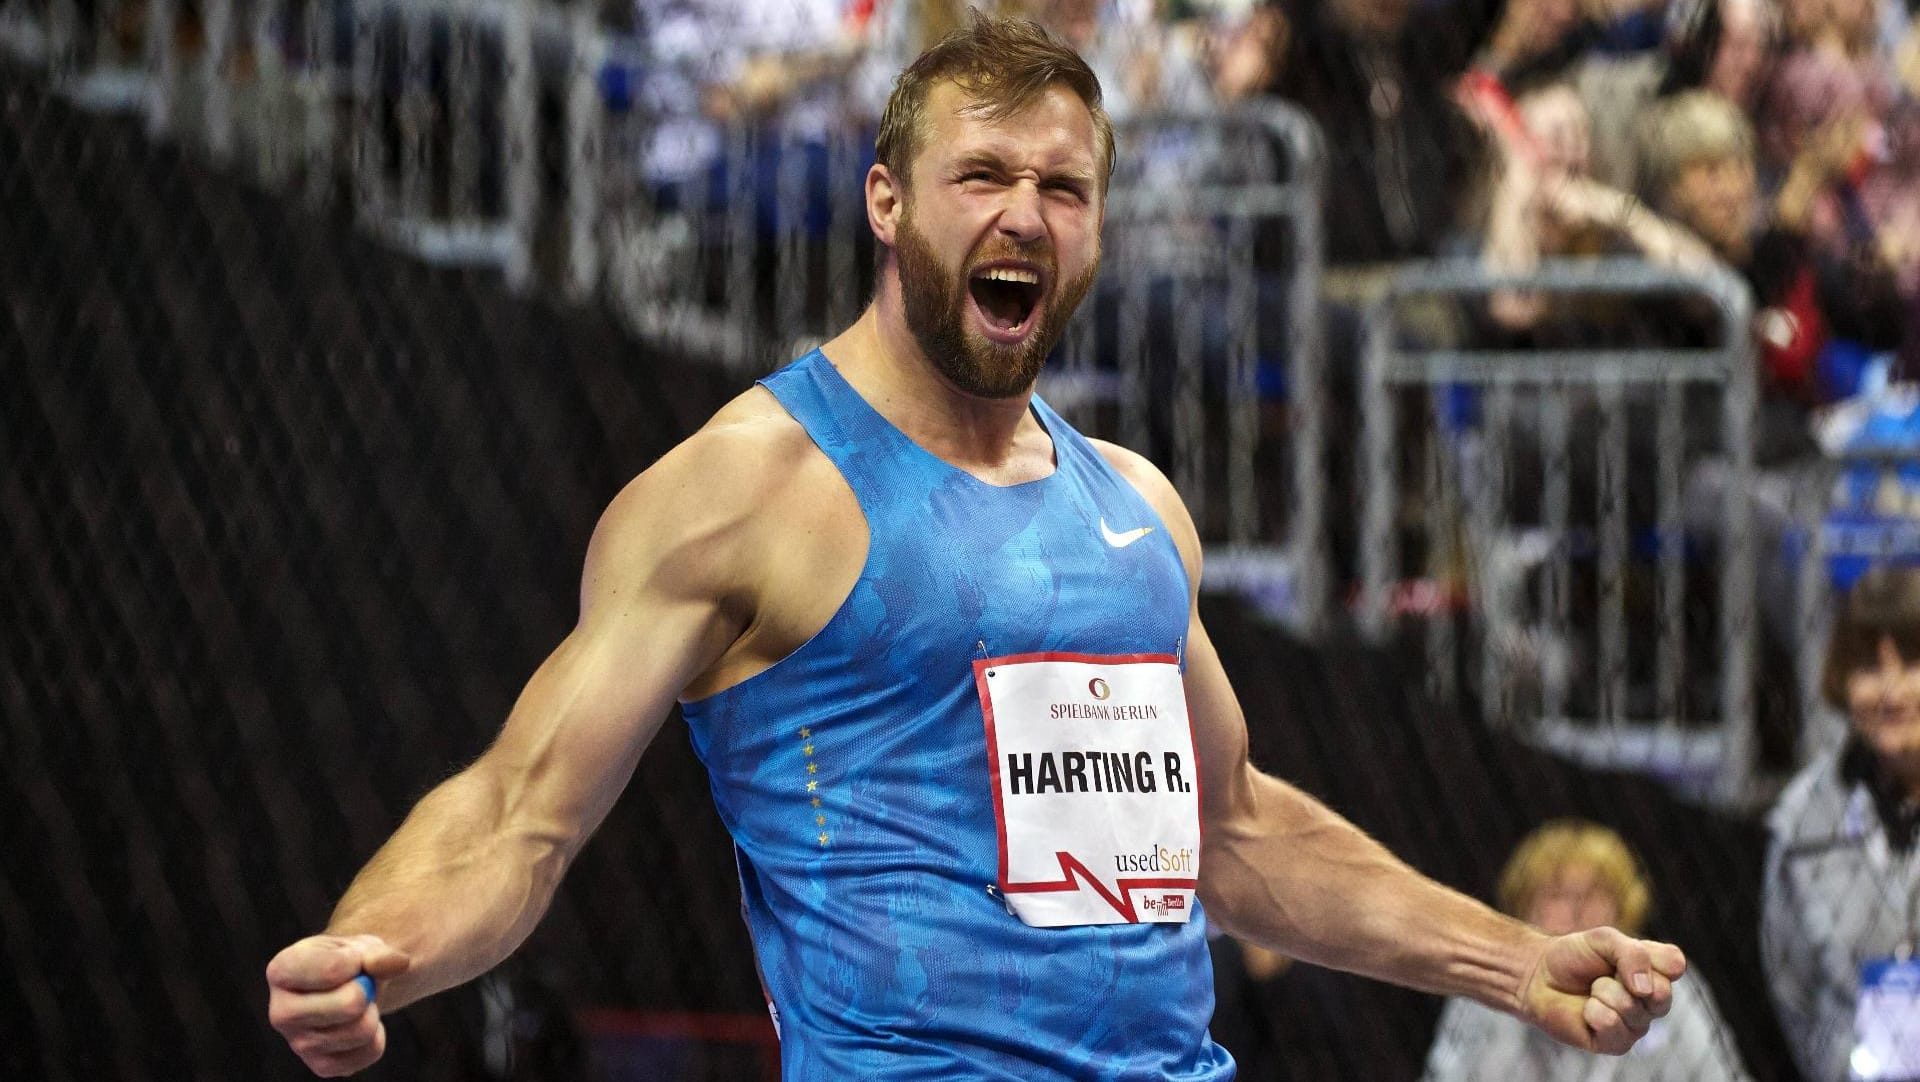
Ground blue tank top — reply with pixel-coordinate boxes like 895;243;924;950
680;350;1235;1080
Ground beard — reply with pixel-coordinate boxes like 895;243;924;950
894;212;1098;399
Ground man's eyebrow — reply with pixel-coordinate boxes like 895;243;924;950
950;151;1011;174
949;152;1095;187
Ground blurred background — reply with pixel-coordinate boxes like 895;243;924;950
5;0;1920;1078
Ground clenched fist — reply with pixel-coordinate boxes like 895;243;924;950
1521;926;1687;1054
266;934;411;1077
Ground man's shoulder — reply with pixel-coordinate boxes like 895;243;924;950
648;385;820;490
597;385;834;545
1085;437;1169;495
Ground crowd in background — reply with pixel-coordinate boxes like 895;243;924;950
636;0;1920;392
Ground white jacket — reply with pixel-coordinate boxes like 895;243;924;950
1762;744;1920;1082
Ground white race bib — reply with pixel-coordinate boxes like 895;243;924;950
974;652;1202;928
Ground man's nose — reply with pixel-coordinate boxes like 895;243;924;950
996;183;1046;244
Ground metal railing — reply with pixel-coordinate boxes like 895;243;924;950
1;0;615;288
1355;258;1760;805
1071;103;1328;628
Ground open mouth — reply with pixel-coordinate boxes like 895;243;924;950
967;265;1045;341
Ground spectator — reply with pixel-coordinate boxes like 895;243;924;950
1480;82;1716;332
1423;821;1752;1082
1575;0;1781;190
1028;0;1217;118
1639;91;1897;712
1762;566;1920;1082
1754;47;1891;184
637;0;867;192
1211;3;1293;104
1754;47;1918;345
1639;90;1904;414
1264;0;1506;266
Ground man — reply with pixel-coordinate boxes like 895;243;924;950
267;14;1686;1078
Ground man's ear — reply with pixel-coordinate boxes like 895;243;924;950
868;163;902;248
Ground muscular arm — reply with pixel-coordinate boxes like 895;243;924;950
1095;440;1684;1055
268;405;803;1075
320;449;743;1009
1180;591;1550;1008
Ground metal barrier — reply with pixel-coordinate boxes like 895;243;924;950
1355;258;1760;805
0;0;610;290
602;117;872;369
1085;103;1328;633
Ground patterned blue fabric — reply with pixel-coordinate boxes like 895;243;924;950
680;350;1234;1080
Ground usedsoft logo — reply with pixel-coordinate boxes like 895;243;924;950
1114;843;1196;874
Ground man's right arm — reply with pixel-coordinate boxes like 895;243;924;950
265;417;778;1076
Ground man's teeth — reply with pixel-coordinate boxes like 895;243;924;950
977;267;1039;285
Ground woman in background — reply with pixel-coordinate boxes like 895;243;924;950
1763;567;1920;1082
1423;820;1752;1081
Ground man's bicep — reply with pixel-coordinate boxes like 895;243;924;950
1183;611;1261;827
479;608;709;844
1185;608;1343;852
473;465;748;852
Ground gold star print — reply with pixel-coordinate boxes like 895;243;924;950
803;743;813;756
807;780;817;791
818;832;830;846
816;814;826;825
811;797;821;807
799;728;811;739
807;762;817;774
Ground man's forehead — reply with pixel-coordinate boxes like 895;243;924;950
920;81;1099;168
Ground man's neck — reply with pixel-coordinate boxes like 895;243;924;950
817;288;1053;485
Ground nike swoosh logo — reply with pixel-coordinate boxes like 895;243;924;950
1100;518;1154;548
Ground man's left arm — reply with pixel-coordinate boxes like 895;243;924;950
1185;607;1675;1053
1095;440;1686;1055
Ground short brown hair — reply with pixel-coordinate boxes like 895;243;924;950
1497;820;1652;937
1821;567;1920;709
874;10;1116;193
